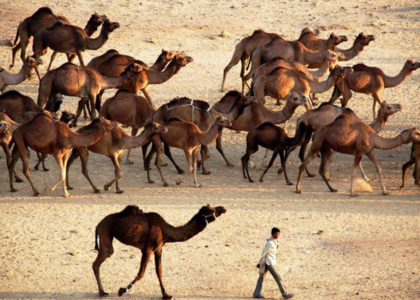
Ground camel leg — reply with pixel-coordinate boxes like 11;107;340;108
10;42;21;69
328;85;341;104
163;142;184;174
400;159;415;190
199;145;211;175
142;87;154;107
92;233;114;297
216;135;234;168
261;148;270;168
319;146;337;193
142;142;150;170
16;144;40;196
340;86;353;107
126;128;138;165
154;144;169;187
46;153;70;197
19;36;29;65
279;150;292;185
372;93;382;121
7;146;21;193
104;153;124;194
221;49;243;92
299;141;315;177
78;148;100;193
366;151;388;195
118;248;153;297
154;248;172;299
47;51;58;71
259;151;277;183
88;94;97;119
145;143;156;184
358;161;370;182
296;146;320;194
66;149;78;190
76;51;85;67
176;149;193;186
350;154;363;197
192;148;201;187
75;98;87;121
34;152;49;171
241;144;257;183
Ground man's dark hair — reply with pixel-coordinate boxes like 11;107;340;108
271;227;280;235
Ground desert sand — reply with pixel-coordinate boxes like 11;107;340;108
0;0;419;299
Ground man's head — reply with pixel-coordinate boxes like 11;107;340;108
271;227;280;239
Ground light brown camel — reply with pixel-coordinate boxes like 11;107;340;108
91;53;192;106
7;112;114;197
32;17;120;69
297;28;348;52
400;142;420;189
295;111;420;196
152;91;256;174
0;56;40;93
38;62;146;120
93;204;226;298
334;32;375;62
329;59;420;119
244;36;340;85
251;64;350;106
9;7;70;69
145;116;232;187
65;122;167;194
287;101;402;179
221;29;282;92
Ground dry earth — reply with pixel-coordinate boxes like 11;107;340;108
0;0;419;299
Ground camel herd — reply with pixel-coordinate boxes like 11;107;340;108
0;5;419;299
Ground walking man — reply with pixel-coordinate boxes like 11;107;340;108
253;227;294;299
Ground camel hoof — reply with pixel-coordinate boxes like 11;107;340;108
176;180;182;185
161;162;168;167
177;169;184;174
295;189;302;194
94;189;101;194
259;178;264;183
15;177;23;183
349;193;359;197
194;184;202;188
67;186;74;190
382;191;389;196
116;190;124;194
125;160;134;165
148;180;155;184
43;168;49;172
163;182;169;187
34;191;40;197
10;188;17;193
277;168;283;175
399;186;404;191
330;189;338;193
307;173;316;178
64;193;70;198
202;170;211;175
99;291;109;297
162;295;173;300
103;185;110;191
118;288;126;297
287;182;293;186
227;163;234;168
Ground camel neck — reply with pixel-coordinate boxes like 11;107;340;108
161;213;207;243
123;127;154;149
335;41;362;61
301;47;325;65
198;121;223;145
308;57;331;81
99;73;129;90
150;55;169;71
308;72;335;93
382;65;411;88
5;64;28;85
265;101;299;124
67;126;106;148
84;22;99;37
369;111;388;133
372;132;406;150
86;27;110;50
146;59;181;84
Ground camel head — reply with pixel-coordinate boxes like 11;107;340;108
328;33;348;47
174;54;194;67
60;111;78;128
378;102;402;117
101;18;120;34
150;121;168;135
0;120;8;134
401;127;420;144
288;91;307;108
214;115;232;128
198;204;226;224
404;59;420;73
161;49;179;61
355;32;375;47
326;50;339;70
88;13;106;28
329;65;353;82
98;117;115;133
24;56;41;81
300;26;319;37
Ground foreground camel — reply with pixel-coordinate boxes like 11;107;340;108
33;17;120;68
93;204;226;298
9;7;70;68
145;116;232;187
8;112;114;197
38;62;146;119
251;64;350;106
152;91;256;174
329;59;420;119
66;122;167;194
295;110;420;196
289;101;402;178
0;56;39;92
400;142;420;189
221;29;282;92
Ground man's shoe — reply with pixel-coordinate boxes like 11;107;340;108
283;293;294;299
253;295;265;299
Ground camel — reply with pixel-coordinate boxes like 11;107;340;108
32;17;120;69
251;64;351;106
287;101;402;179
0;90;40;121
243;36;340;85
221;29;282;92
329;59;420;119
7;112;114;197
38;62;146;120
297;28;348;52
59;111;78;127
91;53;193;107
65;122;167;194
145;116;232;187
152;91;257;174
0;56;40;93
400;142;420;189
0;112;23;182
295;110;420;196
9;7;70;69
93;204;226;298
241;122;308;185
334;32;375;62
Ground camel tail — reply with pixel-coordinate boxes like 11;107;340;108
246;51;253;71
12;27;19;47
94;225;99;251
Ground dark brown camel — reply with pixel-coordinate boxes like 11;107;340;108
38;62;146;120
93;204;226;298
221;29;282;92
10;7;70;69
400;142;420;189
241;121;308;185
145;116;232;187
295;110;420;196
32;17;120;69
329;59;420;119
8;112;114;197
152;91;256;174
65;122;167;194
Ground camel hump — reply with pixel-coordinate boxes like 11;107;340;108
166;97;209;110
251;29;266;36
267;66;287;76
213;90;243;113
118;205;143;217
47;20;67;30
0;90;25;99
352;63;383;75
33;7;54;17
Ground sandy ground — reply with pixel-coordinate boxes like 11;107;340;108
0;0;419;299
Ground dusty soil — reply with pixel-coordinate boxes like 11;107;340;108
0;0;419;299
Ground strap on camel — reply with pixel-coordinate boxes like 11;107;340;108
165;99;213;123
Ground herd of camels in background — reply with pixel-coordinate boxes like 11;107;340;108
0;5;419;300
